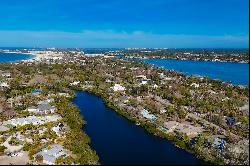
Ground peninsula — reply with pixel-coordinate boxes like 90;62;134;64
0;49;249;165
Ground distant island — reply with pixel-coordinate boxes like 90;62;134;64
1;48;249;63
116;48;249;63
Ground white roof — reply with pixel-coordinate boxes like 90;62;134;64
37;144;68;165
8;115;61;126
113;84;125;91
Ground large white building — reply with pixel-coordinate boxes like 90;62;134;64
112;84;126;92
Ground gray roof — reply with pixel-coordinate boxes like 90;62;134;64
42;154;56;164
38;104;55;111
118;96;129;102
28;106;37;109
36;144;66;164
45;144;64;156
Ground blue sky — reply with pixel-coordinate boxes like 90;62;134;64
0;0;249;48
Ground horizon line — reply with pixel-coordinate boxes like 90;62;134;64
0;47;249;50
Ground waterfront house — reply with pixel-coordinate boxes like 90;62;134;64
140;109;157;121
158;126;168;133
175;123;203;137
118;96;130;103
52;123;65;136
163;121;203;137
36;144;69;165
163;121;179;133
57;93;70;98
81;84;93;90
7;115;61;126
213;138;226;151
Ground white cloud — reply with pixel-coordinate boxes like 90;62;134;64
0;30;248;48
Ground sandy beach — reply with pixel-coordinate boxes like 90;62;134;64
2;51;58;62
1;51;38;62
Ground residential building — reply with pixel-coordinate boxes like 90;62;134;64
112;84;126;92
0;82;9;88
7;115;61;126
163;121;179;133
36;144;69;165
140;109;157;121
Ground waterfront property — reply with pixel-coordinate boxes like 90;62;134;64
35;144;70;165
6;115;61;126
140;109;157;121
162;121;203;137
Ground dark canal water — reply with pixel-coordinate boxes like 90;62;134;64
72;91;205;165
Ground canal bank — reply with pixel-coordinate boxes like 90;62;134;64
72;91;205;165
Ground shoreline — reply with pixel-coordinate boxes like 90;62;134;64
0;51;56;62
72;90;206;165
138;57;249;64
81;89;213;165
121;55;249;64
0;51;38;62
124;57;249;87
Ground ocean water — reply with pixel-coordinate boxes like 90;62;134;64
0;52;35;62
139;58;249;86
